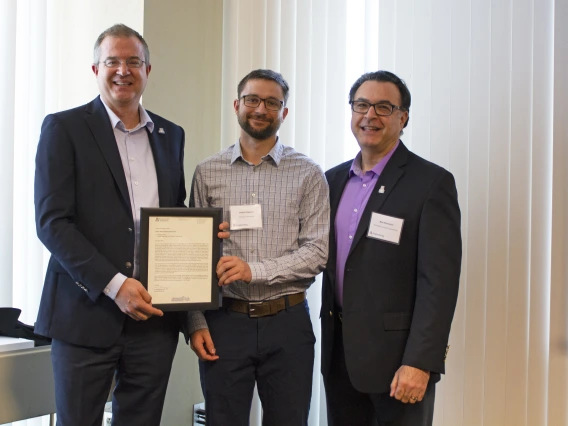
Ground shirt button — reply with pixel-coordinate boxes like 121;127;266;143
363;184;367;187
129;157;135;162
125;262;132;269
134;181;139;186
349;235;353;240
252;193;256;197
127;228;133;234
251;249;255;254
354;208;358;212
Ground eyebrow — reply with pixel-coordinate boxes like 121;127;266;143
353;98;395;105
243;94;281;100
104;55;143;60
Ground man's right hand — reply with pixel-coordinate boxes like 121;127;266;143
190;328;219;361
114;278;164;321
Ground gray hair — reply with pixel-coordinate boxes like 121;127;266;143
93;24;150;65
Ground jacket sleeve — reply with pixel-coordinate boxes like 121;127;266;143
401;170;462;374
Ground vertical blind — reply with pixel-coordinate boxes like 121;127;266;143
220;0;566;425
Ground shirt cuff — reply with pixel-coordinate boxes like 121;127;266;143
103;273;128;300
188;311;208;334
248;262;266;285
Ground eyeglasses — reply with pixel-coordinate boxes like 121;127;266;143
240;95;284;111
350;101;406;116
98;58;146;69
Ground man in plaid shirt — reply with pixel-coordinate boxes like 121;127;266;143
189;69;329;426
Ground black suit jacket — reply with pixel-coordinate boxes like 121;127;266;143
321;142;461;394
34;96;188;348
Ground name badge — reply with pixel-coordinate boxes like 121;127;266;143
367;212;404;244
230;204;263;230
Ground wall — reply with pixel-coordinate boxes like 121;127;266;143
143;1;223;424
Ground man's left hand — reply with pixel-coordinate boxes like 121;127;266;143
216;256;252;286
390;365;430;404
218;221;230;239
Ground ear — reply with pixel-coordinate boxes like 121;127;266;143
400;110;408;127
234;99;240;114
146;64;152;76
92;64;98;76
282;107;289;120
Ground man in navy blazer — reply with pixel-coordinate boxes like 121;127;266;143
34;24;189;426
321;71;461;425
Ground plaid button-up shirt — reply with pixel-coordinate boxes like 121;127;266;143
188;140;330;332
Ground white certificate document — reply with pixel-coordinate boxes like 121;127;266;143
230;204;263;230
367;212;404;245
147;216;213;305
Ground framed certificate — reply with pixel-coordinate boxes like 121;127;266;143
140;207;223;311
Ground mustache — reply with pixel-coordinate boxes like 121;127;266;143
247;113;272;121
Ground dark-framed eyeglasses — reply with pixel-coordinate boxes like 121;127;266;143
350;100;406;116
240;95;284;111
98;58;146;69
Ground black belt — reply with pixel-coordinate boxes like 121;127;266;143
223;293;306;318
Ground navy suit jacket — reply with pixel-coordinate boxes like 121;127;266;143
34;96;188;348
321;142;461;394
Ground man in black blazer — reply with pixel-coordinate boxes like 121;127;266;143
34;24;215;426
321;71;461;426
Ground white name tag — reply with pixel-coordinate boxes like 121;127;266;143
230;204;263;230
367;212;404;244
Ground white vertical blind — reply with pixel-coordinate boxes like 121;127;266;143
0;0;17;308
13;0;48;327
220;0;566;425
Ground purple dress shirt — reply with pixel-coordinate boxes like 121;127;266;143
335;141;399;307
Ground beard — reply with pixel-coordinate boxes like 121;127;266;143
237;112;282;140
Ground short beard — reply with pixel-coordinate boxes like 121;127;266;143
237;113;281;140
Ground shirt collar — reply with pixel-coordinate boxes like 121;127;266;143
100;99;154;133
230;137;284;166
350;140;400;177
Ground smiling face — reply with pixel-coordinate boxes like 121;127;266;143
92;36;150;114
234;79;288;141
351;81;408;157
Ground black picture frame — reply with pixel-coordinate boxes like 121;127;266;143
140;207;222;311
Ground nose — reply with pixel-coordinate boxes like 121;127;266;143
254;100;269;113
116;61;131;76
364;105;379;118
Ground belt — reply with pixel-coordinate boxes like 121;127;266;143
222;293;306;318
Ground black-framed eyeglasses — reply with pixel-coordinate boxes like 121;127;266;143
98;58;146;69
350;101;406;116
240;95;284;111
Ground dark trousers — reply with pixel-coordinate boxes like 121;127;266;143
200;300;315;426
51;314;179;426
324;317;435;426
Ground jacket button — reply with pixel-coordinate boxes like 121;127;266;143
125;262;132;269
329;311;333;317
127;228;133;234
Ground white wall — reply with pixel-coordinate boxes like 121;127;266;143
142;1;223;424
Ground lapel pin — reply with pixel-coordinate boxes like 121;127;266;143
158;128;165;134
378;185;385;193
